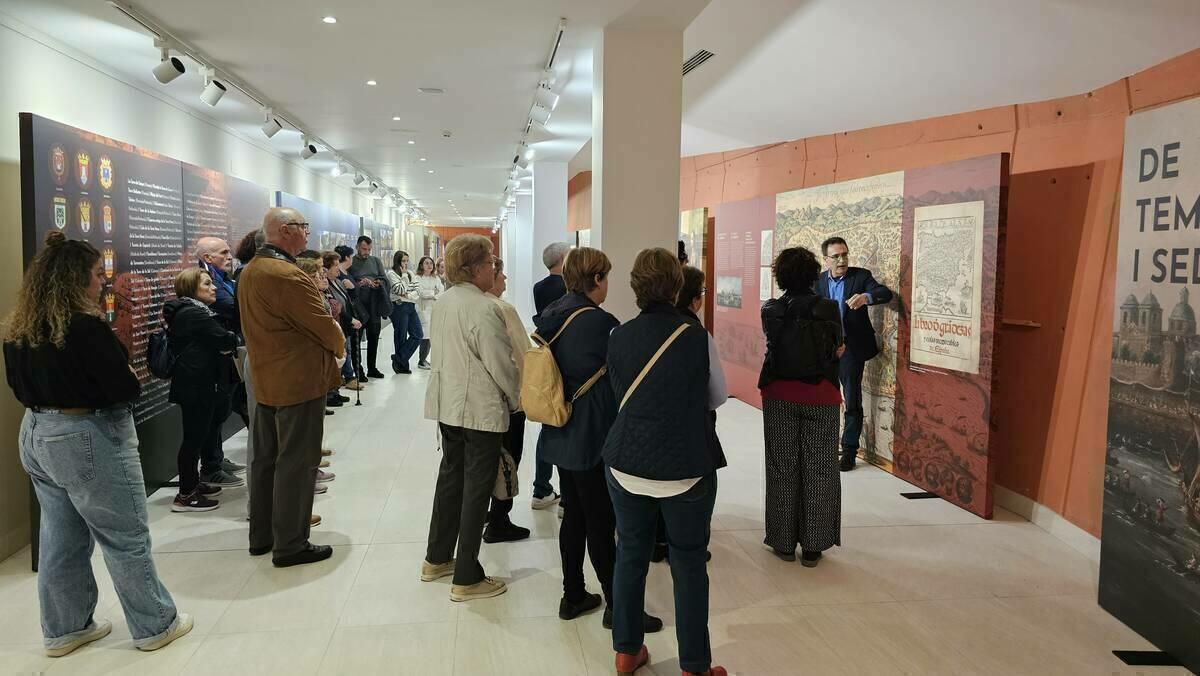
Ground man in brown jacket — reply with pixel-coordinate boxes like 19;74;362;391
239;207;346;568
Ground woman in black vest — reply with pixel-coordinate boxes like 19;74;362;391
533;248;662;633
758;246;845;566
604;248;728;676
163;268;241;511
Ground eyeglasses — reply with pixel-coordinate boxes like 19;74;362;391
285;221;311;232
825;252;849;261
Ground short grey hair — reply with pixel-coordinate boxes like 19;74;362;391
542;242;572;270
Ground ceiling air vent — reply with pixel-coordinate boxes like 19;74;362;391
682;49;715;77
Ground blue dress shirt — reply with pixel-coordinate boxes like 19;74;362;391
827;274;846;322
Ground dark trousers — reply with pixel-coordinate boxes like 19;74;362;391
365;317;382;372
248;396;325;558
177;395;225;494
560;464;616;604
350;329;364;380
199;392;232;472
839;355;866;455
488;412;526;523
608;469;716;674
419;339;431;365
532;431;555;499
426;423;502;586
390;302;423;370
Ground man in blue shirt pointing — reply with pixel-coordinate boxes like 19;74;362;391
816;237;893;471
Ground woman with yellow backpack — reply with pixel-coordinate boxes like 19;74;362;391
528;247;663;633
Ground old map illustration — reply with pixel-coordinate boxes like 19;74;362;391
775;171;904;460
910;201;984;374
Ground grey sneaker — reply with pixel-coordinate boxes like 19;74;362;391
221;458;246;474
531;491;560;510
200;469;245;488
137;613;194;652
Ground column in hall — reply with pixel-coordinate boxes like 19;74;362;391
591;3;707;320
510;193;536;324
531;161;570;321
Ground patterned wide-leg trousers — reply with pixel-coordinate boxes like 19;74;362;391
762;398;842;554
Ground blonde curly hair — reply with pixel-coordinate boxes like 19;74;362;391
4;231;102;349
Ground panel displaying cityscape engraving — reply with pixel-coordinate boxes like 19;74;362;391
775;172;904;460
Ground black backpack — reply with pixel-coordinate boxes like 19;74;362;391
762;295;840;382
147;328;176;379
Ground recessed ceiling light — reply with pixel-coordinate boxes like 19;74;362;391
323;16;337;24
407;140;415;145
428;170;435;174
392;116;401;121
366;80;377;86
419;157;427;162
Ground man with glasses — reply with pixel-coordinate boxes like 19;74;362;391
239;208;346;567
816;237;892;471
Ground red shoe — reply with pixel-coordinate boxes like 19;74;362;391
683;668;728;676
616;645;649;675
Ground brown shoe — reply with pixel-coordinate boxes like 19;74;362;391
420;559;455;582
321;448;334;457
343;379;364;391
615;645;649;675
310;514;322;527
319;460;330;468
450;576;506;602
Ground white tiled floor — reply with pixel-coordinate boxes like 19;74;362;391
0;336;1183;675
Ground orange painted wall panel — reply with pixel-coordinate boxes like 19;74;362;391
674;47;1200;535
567;171;592;233
1129;47;1200;111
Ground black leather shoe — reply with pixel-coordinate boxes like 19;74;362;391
603;607;664;633
801;550;823;568
367;370;386;379
335;394;350;403
273;544;333;568
839;454;856;472
772;547;797;562
326;398;344;408
482;521;531;544
558;593;602;620
325;410;334;416
650;543;668;563
249;545;271;557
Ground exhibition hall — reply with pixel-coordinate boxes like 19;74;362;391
1;0;1200;673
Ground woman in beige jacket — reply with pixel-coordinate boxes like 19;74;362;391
421;235;520;603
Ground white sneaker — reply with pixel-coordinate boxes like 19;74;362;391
137;613;194;652
45;619;112;657
531;491;561;510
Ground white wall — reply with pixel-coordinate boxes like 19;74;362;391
511;195;536;326
0;22;383;560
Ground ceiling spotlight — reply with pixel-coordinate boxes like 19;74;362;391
507;179;520;191
524;147;535;161
152;40;185;84
530;105;551;125
352;172;365;185
260;108;282;138
330;161;346;178
199;69;226;106
534;88;559;111
516;158;530;172
539;68;557;87
368;181;380;194
300;137;317;160
366;80;377;86
322;15;337;24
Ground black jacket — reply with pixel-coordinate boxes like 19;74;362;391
533;274;567;317
602;304;721;481
533;292;619;471
328;279;366;334
163;299;239;404
815;267;893;362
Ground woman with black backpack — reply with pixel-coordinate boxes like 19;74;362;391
759;246;845;567
163;267;241;512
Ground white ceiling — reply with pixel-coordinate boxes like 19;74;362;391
3;0;1199;224
680;0;1200;156
0;0;641;224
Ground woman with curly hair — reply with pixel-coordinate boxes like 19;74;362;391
3;231;192;657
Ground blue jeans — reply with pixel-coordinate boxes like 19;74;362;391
533;432;555;498
390;302;423;370
839;355;866;454
607;469;716;674
340;334;355;381
19;407;181;650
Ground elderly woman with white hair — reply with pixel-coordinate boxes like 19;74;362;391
421;234;521;602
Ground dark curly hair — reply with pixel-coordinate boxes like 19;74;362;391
773;246;821;295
